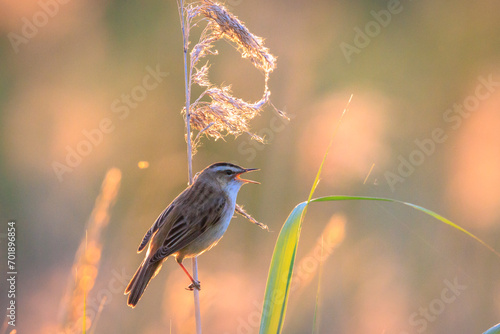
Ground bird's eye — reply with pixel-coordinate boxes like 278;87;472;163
225;170;233;175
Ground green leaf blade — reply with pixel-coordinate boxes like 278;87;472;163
259;201;307;334
259;195;500;334
310;195;500;257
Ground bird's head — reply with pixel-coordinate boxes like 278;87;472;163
196;162;259;191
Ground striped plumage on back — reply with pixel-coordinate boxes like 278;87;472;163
125;162;258;307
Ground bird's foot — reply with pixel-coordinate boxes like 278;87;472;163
186;280;201;291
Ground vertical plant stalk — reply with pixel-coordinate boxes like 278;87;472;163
181;2;193;184
58;168;121;333
178;1;202;333
178;1;279;332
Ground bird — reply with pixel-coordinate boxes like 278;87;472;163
124;162;259;307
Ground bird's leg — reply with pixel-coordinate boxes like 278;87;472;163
178;261;201;291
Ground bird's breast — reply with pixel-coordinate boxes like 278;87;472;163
179;198;236;258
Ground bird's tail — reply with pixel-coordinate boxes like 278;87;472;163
124;258;162;307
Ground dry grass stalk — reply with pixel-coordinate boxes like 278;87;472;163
235;204;269;231
57;168;121;333
178;2;277;332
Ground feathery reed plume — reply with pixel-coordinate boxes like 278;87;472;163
181;0;280;232
57;168;121;333
177;1;278;332
199;0;276;73
182;0;287;147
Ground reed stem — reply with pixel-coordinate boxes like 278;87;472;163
179;1;202;333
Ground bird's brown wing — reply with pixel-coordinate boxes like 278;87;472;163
149;195;227;264
137;203;176;253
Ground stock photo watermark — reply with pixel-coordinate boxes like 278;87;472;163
340;0;405;64
62;267;132;333
235;107;292;164
51;64;169;182
384;74;500;191
8;0;73;54
225;0;244;11
6;0;249;54
5;221;17;328
226;233;339;334
401;276;467;333
6;0;242;54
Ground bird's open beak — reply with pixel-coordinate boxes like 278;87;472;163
237;168;260;184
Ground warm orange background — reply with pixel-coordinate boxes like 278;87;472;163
1;0;500;333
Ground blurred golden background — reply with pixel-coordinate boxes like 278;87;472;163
1;0;500;333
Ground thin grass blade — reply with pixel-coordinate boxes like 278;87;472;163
259;95;352;334
310;196;500;257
